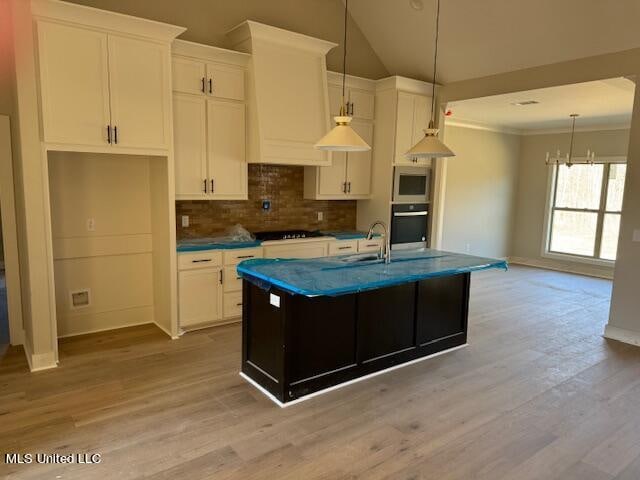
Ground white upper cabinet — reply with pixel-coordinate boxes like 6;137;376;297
172;53;246;101
33;0;184;152
304;72;375;200
395;91;432;166
207;100;246;198
36;21;111;147
172;40;249;200
227;21;336;167
107;36;171;150
173;94;207;196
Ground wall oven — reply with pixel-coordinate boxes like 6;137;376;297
393;166;431;203
391;203;429;250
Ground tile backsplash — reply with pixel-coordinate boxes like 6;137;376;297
176;164;357;239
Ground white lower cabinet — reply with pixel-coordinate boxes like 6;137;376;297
221;247;263;320
178;268;222;328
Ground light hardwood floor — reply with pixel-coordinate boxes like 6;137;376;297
2;265;640;479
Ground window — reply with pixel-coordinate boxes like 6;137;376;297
547;162;626;261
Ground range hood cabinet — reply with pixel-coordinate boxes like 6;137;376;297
227;21;337;167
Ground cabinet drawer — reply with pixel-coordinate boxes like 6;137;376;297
224;291;243;319
178;251;223;270
264;242;328;259
329;240;358;256
358;238;383;253
223;265;243;293
223;247;263;266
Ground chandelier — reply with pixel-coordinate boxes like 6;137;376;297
545;114;596;167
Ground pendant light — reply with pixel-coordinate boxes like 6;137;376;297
405;0;454;159
315;0;371;152
545;114;596;167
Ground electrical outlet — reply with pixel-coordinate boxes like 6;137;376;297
181;215;189;228
633;229;640;242
86;218;96;232
262;200;271;211
465;243;471;253
317;211;324;221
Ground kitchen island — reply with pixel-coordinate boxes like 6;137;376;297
237;249;507;406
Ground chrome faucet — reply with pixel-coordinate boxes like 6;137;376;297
367;221;391;264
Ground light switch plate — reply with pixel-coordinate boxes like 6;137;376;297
181;215;189;228
86;218;95;232
633;229;640;242
317;211;324;221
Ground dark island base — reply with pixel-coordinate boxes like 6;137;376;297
241;273;470;405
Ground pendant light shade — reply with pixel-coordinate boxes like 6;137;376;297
315;116;370;152
314;0;371;153
406;126;454;158
405;0;454;159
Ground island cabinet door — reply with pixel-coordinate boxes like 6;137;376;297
416;273;470;348
356;284;416;366
287;295;357;392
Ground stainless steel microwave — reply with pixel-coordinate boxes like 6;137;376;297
393;166;431;203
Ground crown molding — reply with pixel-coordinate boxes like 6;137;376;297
444;118;522;135
327;71;376;91
172;39;250;67
375;75;434;96
522;123;631;135
31;0;186;42
226;20;337;55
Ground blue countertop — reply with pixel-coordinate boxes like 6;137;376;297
237;249;508;297
177;240;262;252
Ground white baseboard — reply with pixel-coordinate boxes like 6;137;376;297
508;256;613;280
153;320;179;340
241;343;468;408
604;325;640;347
23;342;57;372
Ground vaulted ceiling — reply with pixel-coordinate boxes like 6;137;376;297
65;0;640;85
347;0;640;83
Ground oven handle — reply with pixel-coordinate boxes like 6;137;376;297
393;211;428;217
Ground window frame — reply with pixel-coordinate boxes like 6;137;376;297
542;156;626;265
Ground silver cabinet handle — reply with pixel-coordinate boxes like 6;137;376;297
393;211;428;217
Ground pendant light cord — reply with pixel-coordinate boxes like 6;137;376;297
429;0;441;127
568;114;577;161
342;0;348;114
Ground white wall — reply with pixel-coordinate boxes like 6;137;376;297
511;129;630;277
440;125;520;258
48;152;155;337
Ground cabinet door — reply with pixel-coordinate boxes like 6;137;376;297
178;268;222;327
173;94;207;197
37;21;111;147
318;152;347;196
346;121;373;196
172;57;206;95
412;95;431;144
108;35;170;150
207;63;245;101
394;92;417;164
328;84;344;117
349;88;375;121
207;100;247;198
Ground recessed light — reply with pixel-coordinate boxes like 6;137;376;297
410;0;424;11
511;100;540;106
